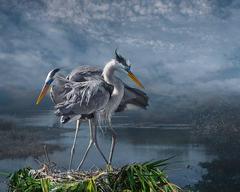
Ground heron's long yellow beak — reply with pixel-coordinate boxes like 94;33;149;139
128;71;144;89
36;84;50;105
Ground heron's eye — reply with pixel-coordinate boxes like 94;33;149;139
46;78;54;85
125;65;130;72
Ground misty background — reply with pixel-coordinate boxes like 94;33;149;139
1;1;240;191
1;0;240;123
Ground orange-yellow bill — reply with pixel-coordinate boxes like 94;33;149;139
128;71;144;89
36;84;50;105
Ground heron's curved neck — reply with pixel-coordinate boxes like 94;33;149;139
102;59;117;85
102;59;124;114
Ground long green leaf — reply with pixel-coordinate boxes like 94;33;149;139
40;178;50;192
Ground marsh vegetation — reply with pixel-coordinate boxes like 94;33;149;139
9;160;181;192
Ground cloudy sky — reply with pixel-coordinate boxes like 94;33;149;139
1;0;240;109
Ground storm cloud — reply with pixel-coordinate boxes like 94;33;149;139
0;0;240;107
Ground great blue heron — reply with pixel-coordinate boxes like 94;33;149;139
36;50;148;170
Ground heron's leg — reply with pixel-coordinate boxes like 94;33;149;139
76;120;93;171
69;119;81;170
76;140;93;170
92;120;108;164
108;121;117;165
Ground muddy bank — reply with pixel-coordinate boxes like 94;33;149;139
0;119;73;159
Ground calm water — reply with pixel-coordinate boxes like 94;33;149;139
0;111;216;191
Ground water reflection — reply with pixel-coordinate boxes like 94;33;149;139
0;113;216;191
192;137;240;192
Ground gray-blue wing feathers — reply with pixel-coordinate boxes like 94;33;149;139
55;79;110;117
51;66;149;120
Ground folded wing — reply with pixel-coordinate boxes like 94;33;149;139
116;84;149;112
68;66;149;112
54;78;111;117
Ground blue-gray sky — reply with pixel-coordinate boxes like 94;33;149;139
1;0;240;107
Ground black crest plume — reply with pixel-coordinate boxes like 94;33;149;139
115;49;127;66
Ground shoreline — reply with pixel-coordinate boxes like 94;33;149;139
0;119;73;160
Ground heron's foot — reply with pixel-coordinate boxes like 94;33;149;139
108;158;112;165
106;164;113;172
76;161;86;171
68;161;73;171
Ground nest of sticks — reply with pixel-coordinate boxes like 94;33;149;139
8;146;182;191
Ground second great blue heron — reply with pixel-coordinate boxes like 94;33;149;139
36;50;148;170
